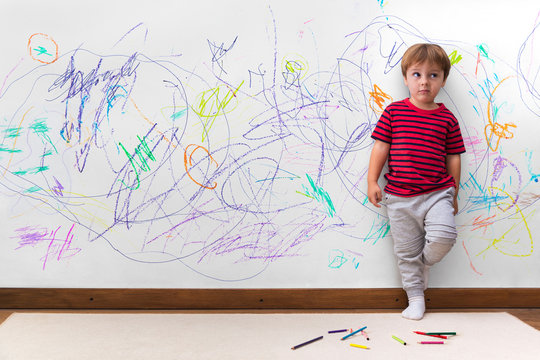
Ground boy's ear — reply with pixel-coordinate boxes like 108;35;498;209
403;76;408;86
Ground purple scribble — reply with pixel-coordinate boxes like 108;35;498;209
51;177;64;196
12;226;49;249
12;224;81;270
114;22;146;47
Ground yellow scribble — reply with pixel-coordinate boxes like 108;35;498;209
476;187;533;258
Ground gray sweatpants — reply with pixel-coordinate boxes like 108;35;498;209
385;187;457;298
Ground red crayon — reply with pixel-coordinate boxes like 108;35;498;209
414;331;447;339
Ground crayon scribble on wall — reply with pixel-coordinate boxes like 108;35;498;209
0;4;538;286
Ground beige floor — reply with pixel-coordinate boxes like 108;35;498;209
1;311;539;360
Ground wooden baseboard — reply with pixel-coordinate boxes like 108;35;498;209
0;288;538;309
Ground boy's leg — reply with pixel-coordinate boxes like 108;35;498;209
386;194;426;320
423;187;458;268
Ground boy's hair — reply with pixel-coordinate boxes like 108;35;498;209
401;43;451;80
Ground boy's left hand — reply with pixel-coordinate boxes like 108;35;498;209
453;196;459;215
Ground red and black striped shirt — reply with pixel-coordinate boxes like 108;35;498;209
371;98;466;197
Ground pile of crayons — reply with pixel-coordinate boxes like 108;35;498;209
291;327;457;350
290;326;370;350
413;331;457;345
391;331;458;346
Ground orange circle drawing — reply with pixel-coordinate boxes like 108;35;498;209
184;144;218;189
28;33;59;64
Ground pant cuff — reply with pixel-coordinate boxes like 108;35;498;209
405;288;424;299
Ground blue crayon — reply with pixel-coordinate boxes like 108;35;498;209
341;326;367;340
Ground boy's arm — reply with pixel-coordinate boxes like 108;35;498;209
446;154;461;214
367;140;390;207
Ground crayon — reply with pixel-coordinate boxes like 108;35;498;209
414;331;447;339
291;336;323;350
426;332;456;336
418;341;445;344
392;335;406;345
361;330;370;340
341;326;367;340
328;329;348;334
350;344;370;350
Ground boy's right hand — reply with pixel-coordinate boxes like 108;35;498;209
367;182;382;208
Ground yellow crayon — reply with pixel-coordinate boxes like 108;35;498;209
350;343;370;350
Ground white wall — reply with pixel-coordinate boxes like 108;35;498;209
0;0;538;288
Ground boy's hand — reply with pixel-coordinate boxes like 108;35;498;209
453;195;459;215
368;182;383;208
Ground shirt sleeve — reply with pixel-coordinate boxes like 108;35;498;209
446;119;466;154
371;106;392;143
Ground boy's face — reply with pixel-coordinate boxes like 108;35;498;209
403;61;446;110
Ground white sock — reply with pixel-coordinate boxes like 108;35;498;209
424;265;431;290
402;295;425;320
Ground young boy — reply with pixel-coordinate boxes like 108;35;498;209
367;43;466;320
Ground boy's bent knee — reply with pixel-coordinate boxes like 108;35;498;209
423;241;454;266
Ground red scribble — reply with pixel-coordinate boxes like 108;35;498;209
471;214;497;234
475;51;481;76
462;241;483;276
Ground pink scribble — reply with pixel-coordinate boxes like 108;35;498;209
462;240;483;276
463;135;486;166
0;57;24;96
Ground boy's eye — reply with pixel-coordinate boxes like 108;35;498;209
413;72;420;77
430;73;438;78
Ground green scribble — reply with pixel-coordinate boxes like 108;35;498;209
118;135;156;190
25;186;41;193
449;50;463;65
13;166;50;176
30;166;49;174
328;249;347;268
193;81;244;142
0;145;21;153
477;43;494;63
300;174;336;217
30;118;58;153
171;108;187;121
2;126;22;138
33;46;52;56
296;190;315;199
364;219;390;245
